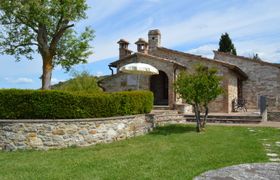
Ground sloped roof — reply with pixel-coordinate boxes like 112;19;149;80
117;39;130;44
109;47;248;80
110;52;186;68
135;38;148;45
214;51;280;69
157;47;248;80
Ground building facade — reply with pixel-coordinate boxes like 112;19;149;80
100;30;280;113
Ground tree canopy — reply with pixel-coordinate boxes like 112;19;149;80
0;0;94;89
175;64;223;132
218;33;237;55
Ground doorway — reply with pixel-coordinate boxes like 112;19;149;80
150;71;168;105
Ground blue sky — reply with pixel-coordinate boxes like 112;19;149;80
1;0;280;89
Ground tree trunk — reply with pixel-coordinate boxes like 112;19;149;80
194;104;201;132
201;106;209;129
41;55;53;90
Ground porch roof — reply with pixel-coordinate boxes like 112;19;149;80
110;52;187;68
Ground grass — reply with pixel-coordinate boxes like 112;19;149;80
0;124;279;180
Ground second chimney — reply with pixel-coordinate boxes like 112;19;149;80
135;38;148;54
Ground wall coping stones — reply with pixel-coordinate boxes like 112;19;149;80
0;114;146;124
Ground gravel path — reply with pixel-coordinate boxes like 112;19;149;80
194;163;280;180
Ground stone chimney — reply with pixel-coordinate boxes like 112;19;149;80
135;38;148;54
117;39;132;59
148;29;161;51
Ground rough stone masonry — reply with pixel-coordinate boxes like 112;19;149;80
0;115;152;151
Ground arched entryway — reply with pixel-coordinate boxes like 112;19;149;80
150;70;169;105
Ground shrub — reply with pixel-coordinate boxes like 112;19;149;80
0;89;153;119
52;71;103;93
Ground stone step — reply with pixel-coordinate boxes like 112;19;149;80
185;118;261;124
185;114;262;124
153;105;170;110
184;114;262;120
152;113;262;124
151;110;178;115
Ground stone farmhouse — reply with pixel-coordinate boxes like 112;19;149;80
100;29;280;114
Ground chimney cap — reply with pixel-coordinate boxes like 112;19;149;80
117;39;130;44
135;38;148;45
148;29;161;35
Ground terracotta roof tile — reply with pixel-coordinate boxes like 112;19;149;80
135;38;148;44
110;52;186;68
117;39;130;44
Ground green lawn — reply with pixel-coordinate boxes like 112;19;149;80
0;125;279;180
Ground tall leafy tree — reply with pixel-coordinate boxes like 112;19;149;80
218;33;237;55
175;64;223;132
0;0;94;89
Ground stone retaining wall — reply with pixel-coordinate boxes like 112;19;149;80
268;112;280;122
2;112;279;151
147;114;187;126
0;115;153;151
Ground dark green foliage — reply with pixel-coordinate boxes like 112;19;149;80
218;33;237;55
0;90;153;119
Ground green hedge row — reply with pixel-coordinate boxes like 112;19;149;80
0;89;153;119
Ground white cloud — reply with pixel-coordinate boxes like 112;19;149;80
4;77;34;84
235;40;280;63
51;78;66;85
95;71;104;77
86;0;131;25
159;2;280;48
187;44;218;59
187;39;280;63
1;0;280;90
88;0;280;64
88;17;156;62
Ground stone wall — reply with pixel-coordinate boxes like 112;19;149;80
102;55;177;108
214;53;280;111
268;112;280;122
0;113;200;151
2;111;277;151
0;115;152;151
151;48;237;113
100;73;150;92
227;71;238;112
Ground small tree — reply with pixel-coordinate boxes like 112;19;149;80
218;33;237;55
0;0;94;90
175;64;223;132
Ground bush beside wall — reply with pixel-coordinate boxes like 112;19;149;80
0;90;153;119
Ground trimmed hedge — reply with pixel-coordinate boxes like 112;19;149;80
0;89;153;119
